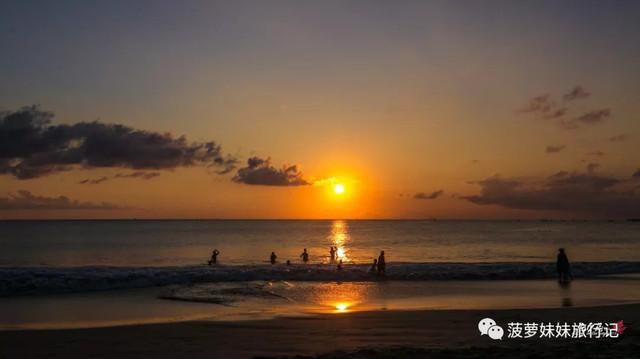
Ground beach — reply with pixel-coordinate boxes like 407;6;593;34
2;303;638;358
2;220;639;357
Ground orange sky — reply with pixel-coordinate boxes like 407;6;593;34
1;1;639;219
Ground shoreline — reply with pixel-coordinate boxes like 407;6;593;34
2;302;638;358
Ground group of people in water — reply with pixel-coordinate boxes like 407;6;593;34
209;247;572;281
208;247;388;275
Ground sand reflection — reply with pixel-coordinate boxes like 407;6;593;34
306;282;370;313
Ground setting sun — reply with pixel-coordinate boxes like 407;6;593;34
333;183;345;195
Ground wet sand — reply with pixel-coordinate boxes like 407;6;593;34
1;303;638;358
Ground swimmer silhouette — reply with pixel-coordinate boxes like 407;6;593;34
337;259;343;271
286;259;291;266
557;248;573;283
208;249;220;265
300;248;309;263
377;250;386;275
270;252;277;265
369;259;378;273
329;246;336;262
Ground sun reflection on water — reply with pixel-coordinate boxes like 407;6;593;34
330;220;350;262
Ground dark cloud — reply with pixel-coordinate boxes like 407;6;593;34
114;171;161;180
609;133;628;142
545;145;565;153
78;171;161;185
232;157;309;186
517;87;612;130
414;190;444;200
633;169;640;179
0;190;122;210
518;95;556;115
462;170;640;217
78;176;109;185
574;109;611;125
0;106;237;179
563;86;590;102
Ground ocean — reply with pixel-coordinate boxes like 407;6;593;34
2;220;640;329
2;219;640;267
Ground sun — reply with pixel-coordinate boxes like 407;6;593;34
333;183;345;195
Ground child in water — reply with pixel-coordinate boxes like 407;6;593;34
300;248;309;263
369;259;378;273
208;249;220;265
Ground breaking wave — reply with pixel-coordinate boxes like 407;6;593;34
2;261;640;296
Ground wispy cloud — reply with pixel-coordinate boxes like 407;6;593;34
414;190;444;200
0;190;122;210
609;133;628;142
517;86;612;130
562;86;590;102
78;176;109;185
78;171;162;185
545;145;565;154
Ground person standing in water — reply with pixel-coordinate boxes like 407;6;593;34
270;252;277;265
377;250;386;275
369;259;378;273
329;247;336;262
208;249;220;265
337;259;343;271
557;248;573;282
300;248;309;263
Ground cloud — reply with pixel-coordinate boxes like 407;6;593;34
563;86;590;101
517;95;566;120
587;151;605;157
414;190;444;200
545;145;565;153
574;109;611;125
517;87;612;130
78;176;109;185
232;157;309;186
115;171;161;180
78;171;161;184
0;106;238;179
462;170;640;217
0;190;122;210
609;133;628;142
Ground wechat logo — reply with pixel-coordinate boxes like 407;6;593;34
478;318;504;340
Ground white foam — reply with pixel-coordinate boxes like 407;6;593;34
2;261;639;296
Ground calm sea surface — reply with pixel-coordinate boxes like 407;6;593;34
1;220;639;267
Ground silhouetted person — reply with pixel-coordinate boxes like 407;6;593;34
369;259;378;273
286;259;291;266
337;259;343;271
557;248;573;282
377;251;386;275
270;252;277;265
329;247;336;262
208;249;220;265
300;248;309;263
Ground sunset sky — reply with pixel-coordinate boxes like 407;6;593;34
1;0;639;219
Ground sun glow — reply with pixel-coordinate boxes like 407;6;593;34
335;302;349;312
333;183;345;195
